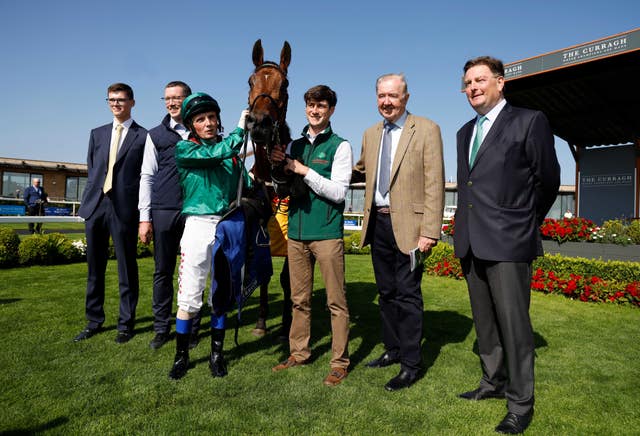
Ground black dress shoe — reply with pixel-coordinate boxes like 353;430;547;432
73;325;101;342
366;352;400;368
459;387;506;401
495;410;533;434
150;332;170;350
115;331;133;344
384;369;417;391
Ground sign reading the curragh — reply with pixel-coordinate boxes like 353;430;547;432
504;28;640;80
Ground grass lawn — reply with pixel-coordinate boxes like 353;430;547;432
1;255;638;435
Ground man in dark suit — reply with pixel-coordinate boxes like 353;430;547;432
23;178;48;234
353;73;444;391
454;56;560;434
138;81;202;350
74;82;147;344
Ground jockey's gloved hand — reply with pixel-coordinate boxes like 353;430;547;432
238;109;250;130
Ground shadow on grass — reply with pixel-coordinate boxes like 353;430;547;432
423;309;474;372
0;298;22;305
4;416;69;435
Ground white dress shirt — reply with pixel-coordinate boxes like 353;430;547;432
468;98;507;161
375;110;408;207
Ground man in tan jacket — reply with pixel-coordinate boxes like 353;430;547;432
353;73;444;391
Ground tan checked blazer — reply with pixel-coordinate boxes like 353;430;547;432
353;113;445;254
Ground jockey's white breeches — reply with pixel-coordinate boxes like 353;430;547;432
177;214;220;314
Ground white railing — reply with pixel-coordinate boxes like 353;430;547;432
0;216;84;223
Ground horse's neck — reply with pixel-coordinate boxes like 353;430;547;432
253;145;272;183
278;121;292;145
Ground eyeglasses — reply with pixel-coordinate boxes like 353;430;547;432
161;96;186;102
106;98;130;105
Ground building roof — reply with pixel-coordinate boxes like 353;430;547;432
0;157;87;173
503;28;640;148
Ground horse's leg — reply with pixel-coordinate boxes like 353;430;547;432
278;257;292;341
251;281;269;337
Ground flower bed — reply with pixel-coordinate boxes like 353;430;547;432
426;243;640;308
531;268;639;306
540;217;640;245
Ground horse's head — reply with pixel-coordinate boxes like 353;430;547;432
247;39;291;148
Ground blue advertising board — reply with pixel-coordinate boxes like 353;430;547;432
0;205;26;215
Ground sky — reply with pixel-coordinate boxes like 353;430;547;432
1;0;638;185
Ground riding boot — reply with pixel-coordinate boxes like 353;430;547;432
168;332;190;380
190;308;203;349
209;328;228;378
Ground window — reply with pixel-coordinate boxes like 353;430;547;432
546;193;576;219
444;190;458;208
65;176;87;201
2;172;43;198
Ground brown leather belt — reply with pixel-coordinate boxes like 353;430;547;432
376;207;390;214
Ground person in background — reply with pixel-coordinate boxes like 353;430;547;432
23;178;48;234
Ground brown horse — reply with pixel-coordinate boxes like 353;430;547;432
246;39;292;338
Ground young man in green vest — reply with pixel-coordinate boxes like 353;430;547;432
270;85;352;386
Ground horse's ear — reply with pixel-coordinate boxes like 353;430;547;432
252;39;264;67
280;41;291;73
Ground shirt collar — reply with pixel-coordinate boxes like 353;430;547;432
169;117;186;131
481;99;506;123
113;118;134;129
386;111;408;129
304;124;331;143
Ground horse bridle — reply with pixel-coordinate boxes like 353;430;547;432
249;62;289;166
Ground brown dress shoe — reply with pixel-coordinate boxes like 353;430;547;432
272;355;306;372
323;367;348;386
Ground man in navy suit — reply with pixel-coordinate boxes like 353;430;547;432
454;56;560;434
23;177;48;234
74;83;147;344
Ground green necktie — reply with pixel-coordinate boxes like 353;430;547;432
469;115;487;168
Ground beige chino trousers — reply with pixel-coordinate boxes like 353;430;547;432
287;238;350;369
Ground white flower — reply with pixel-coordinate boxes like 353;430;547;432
72;239;87;255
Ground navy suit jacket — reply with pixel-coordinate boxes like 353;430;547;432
454;103;560;262
24;185;47;206
79;121;147;223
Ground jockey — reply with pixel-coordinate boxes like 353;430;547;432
169;92;249;380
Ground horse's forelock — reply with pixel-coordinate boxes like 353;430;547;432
249;64;288;122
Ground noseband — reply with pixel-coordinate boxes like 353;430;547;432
248;63;289;152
